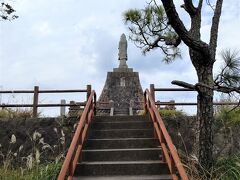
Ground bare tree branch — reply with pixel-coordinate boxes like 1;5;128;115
198;0;204;10
214;85;240;94
206;0;215;11
209;0;224;60
181;0;197;16
172;80;240;94
228;100;240;112
171;80;196;90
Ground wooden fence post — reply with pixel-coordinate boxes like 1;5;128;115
150;84;155;103
86;85;91;100
33;86;39;118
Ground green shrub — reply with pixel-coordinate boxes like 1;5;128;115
37;162;62;180
215;106;240;126
159;109;186;118
0;108;34;118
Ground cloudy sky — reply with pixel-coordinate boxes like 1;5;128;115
0;0;240;116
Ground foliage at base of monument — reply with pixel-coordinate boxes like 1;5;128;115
0;108;38;119
213;95;240;125
159;109;186;118
215;105;240;126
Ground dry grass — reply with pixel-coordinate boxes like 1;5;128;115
0;108;40;118
0;128;65;179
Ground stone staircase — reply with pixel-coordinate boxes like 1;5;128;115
114;108;129;116
73;115;171;180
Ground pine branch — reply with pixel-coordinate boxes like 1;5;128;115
160;0;210;57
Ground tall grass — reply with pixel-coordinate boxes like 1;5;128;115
0;162;62;180
0;128;66;179
179;142;240;179
214;155;240;180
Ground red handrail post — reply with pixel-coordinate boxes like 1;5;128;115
150;84;155;103
32;86;39;118
94;93;97;115
58;91;96;180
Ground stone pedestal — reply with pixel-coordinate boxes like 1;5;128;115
98;69;144;115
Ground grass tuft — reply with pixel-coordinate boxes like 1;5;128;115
0;108;35;118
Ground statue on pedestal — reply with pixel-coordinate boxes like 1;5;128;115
118;33;128;68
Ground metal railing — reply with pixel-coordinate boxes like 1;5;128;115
149;84;239;106
144;89;189;180
0;85;92;117
58;90;96;180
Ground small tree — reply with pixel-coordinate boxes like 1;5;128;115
0;2;18;21
124;0;240;170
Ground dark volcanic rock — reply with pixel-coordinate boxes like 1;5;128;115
0;117;77;164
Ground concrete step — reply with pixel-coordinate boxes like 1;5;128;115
74;161;169;176
114;109;129;116
84;138;159;150
93;116;148;122
73;175;172;180
91;121;153;130
88;129;154;139
81;148;162;161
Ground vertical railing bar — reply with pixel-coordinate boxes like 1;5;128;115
150;84;155;102
32;86;39;118
86;85;91;101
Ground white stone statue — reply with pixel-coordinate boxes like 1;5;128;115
118;33;128;68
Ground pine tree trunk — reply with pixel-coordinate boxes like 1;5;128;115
196;64;214;170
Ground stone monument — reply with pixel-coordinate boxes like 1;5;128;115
98;33;144;115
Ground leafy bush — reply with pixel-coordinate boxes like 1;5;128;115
0;108;34;118
159;109;186;118
215;105;240;126
38;162;62;180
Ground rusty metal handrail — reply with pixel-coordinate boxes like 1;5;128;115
0;89;87;94
0;85;92;117
58;90;96;180
144;89;188;180
155;102;239;106
0;103;86;108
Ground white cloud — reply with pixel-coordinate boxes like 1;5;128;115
31;22;53;37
